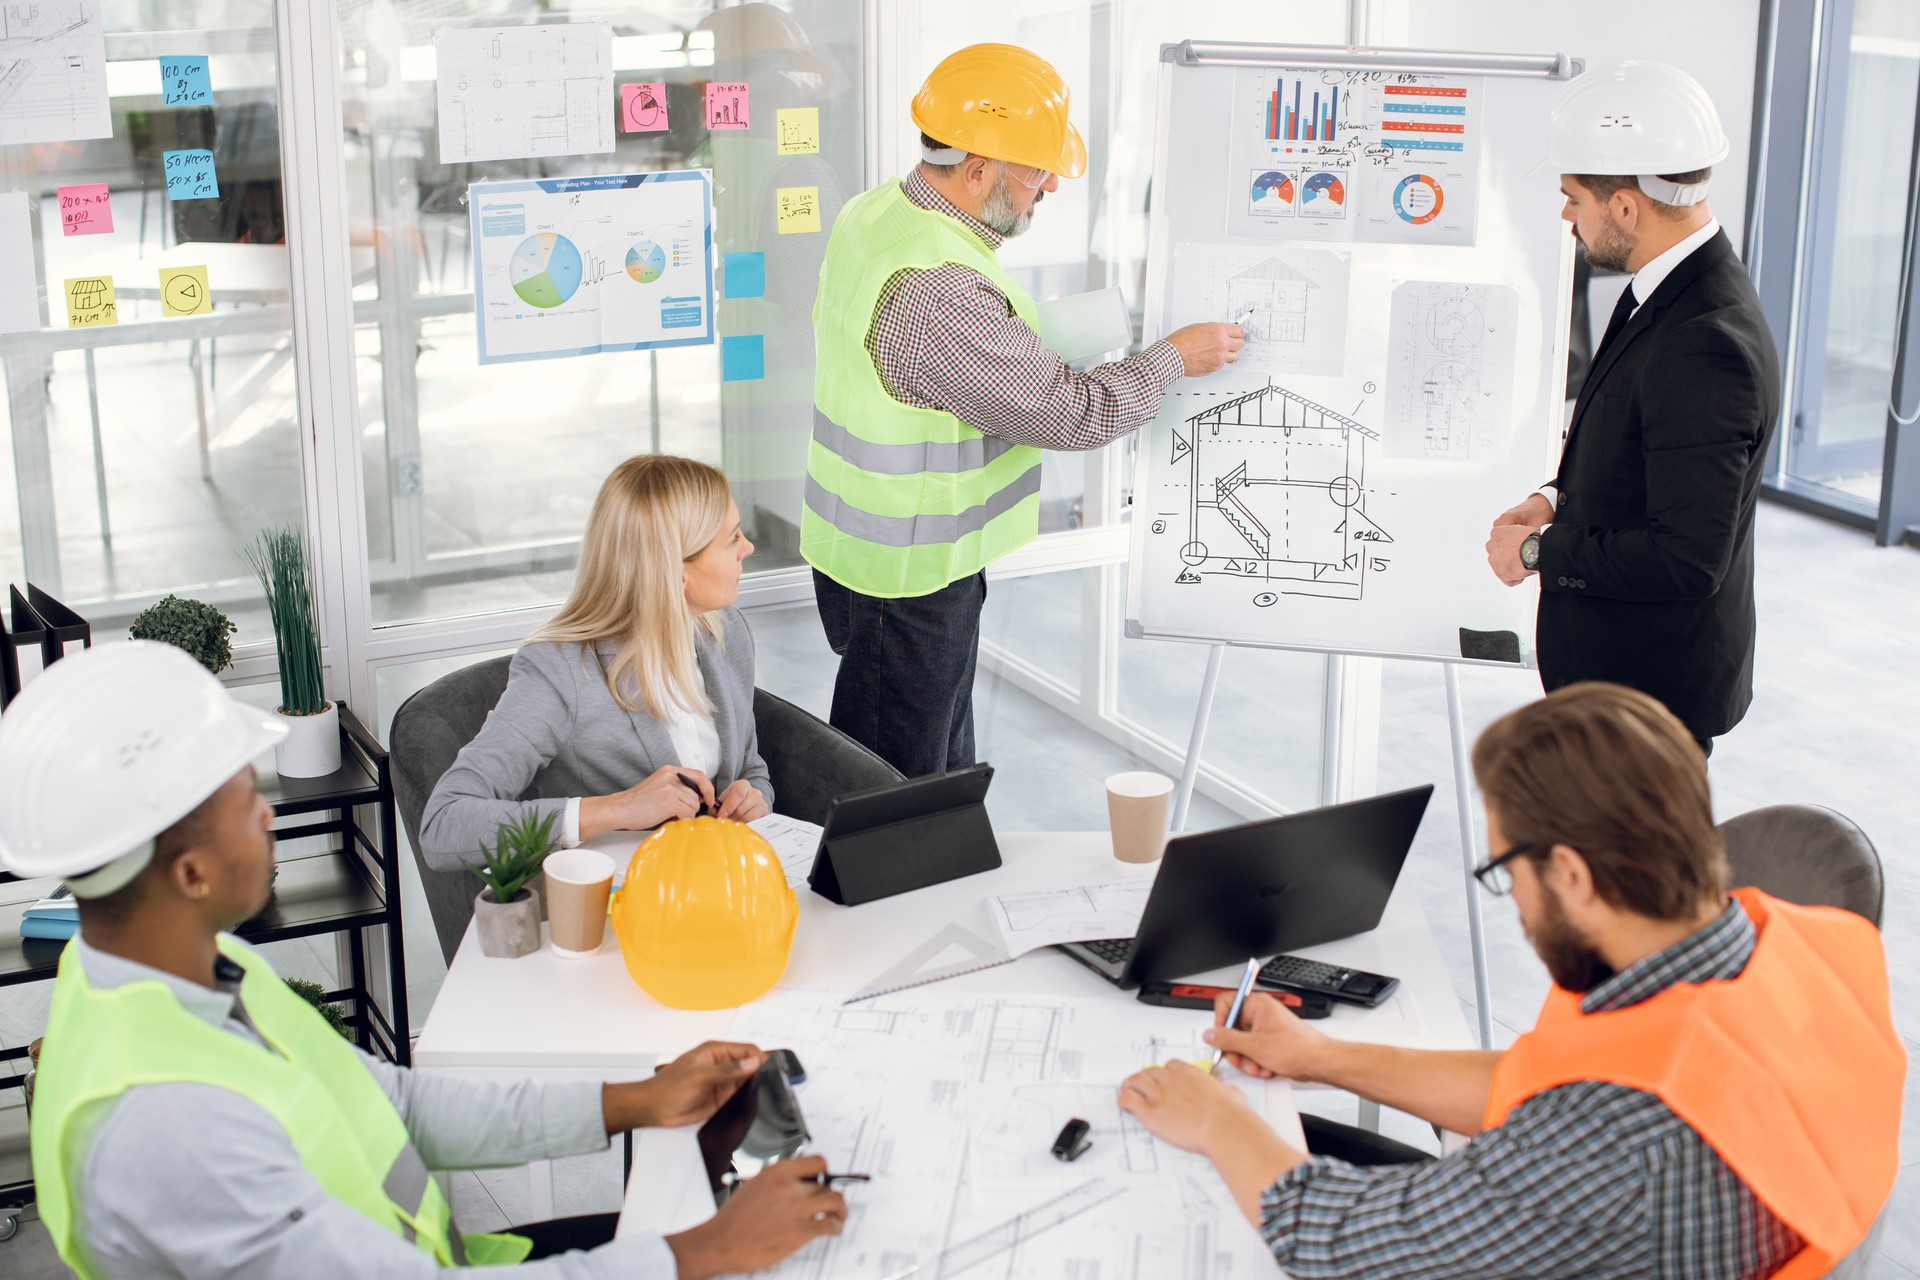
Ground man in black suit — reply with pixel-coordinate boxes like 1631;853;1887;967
1487;62;1780;756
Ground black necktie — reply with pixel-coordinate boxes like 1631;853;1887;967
1594;282;1638;362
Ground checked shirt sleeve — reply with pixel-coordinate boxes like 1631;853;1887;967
867;263;1184;451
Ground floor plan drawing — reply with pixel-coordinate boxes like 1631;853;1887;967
435;24;614;164
0;0;110;147
1384;279;1519;462
1172;242;1349;377
1226;255;1314;344
1162;381;1393;603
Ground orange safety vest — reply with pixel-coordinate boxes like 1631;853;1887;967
1484;888;1903;1280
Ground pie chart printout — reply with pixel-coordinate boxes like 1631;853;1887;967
1302;171;1346;215
510;232;585;309
625;240;668;284
1251;170;1295;210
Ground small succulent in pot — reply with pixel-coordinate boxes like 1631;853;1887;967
471;810;558;959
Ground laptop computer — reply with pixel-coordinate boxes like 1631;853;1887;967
1057;784;1434;990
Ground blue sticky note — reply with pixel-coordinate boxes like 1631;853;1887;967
723;252;766;299
163;150;218;202
159;56;213;107
721;334;765;382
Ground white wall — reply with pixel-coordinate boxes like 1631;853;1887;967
1375;0;1764;252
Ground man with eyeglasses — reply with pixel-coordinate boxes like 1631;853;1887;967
1118;682;1900;1279
803;43;1244;779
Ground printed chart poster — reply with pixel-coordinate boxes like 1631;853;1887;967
1226;67;1482;248
469;170;715;364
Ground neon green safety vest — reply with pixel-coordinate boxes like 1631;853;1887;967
804;179;1044;598
31;935;532;1274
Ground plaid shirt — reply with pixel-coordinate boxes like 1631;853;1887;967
1262;899;1804;1279
863;171;1184;450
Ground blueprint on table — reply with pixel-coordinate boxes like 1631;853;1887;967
730;988;1301;1278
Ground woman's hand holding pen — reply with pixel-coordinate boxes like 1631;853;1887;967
715;778;769;822
581;765;715;836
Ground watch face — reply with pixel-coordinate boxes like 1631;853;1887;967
1520;536;1540;570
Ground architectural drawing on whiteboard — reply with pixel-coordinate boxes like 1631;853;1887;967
1227;256;1314;345
0;0;111;147
1384;280;1519;463
435;24;614;164
1169;382;1393;602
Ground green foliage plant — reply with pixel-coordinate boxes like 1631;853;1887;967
284;977;352;1039
474;810;558;904
128;594;237;675
244;526;327;715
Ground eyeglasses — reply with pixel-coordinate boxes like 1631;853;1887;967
1472;843;1533;896
999;161;1053;190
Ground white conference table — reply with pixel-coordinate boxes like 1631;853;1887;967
414;830;1476;1241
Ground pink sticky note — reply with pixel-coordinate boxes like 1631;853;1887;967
58;185;114;237
705;82;749;130
621;82;668;133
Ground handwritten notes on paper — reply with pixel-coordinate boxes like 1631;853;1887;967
58;185;113;236
163;150;219;201
775;186;820;235
159;266;212;316
621;82;668;132
159;56;212;107
775;108;819;155
64;277;117;328
705;82;749;130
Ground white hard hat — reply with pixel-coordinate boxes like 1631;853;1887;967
1544;61;1730;206
0;642;286;896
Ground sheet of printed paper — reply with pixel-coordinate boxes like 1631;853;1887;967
0;0;111;146
1171;241;1350;377
746;813;820;888
0;193;41;334
1226;67;1482;248
436;24;614;164
732;988;1297;1279
986;878;1153;956
469;169;714;364
1382;279;1519;463
58;184;112;236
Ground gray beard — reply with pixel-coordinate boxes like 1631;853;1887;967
981;174;1038;238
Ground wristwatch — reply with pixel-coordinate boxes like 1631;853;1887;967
1519;533;1542;572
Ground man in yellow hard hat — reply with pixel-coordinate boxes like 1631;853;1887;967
3;641;845;1278
804;43;1245;778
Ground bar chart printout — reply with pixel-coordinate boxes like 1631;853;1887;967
1264;74;1336;148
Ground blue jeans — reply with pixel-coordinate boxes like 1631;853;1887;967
813;569;986;779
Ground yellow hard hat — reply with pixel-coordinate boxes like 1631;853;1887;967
911;43;1087;179
609;816;798;1010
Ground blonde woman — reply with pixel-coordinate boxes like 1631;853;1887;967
420;456;771;872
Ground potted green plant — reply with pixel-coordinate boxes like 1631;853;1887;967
472;811;556;959
284;977;352;1038
128;594;237;675
244;526;338;777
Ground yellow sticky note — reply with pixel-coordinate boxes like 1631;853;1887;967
776;185;821;234
159;265;211;317
776;107;820;155
64;276;117;328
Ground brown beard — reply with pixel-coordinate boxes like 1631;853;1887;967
1528;884;1617;993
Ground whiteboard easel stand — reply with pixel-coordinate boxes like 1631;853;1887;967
1170;652;1496;1051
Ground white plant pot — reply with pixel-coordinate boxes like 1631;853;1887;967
274;701;341;778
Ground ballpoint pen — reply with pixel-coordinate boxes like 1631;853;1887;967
674;771;711;817
1210;957;1263;1077
720;1170;871;1188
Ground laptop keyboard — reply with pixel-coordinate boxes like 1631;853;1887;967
1081;937;1134;964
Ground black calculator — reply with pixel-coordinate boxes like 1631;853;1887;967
1257;954;1400;1007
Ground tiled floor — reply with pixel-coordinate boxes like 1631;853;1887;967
3;499;1916;1275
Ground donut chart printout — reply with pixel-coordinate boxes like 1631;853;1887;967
469;169;715;363
1226;67;1481;248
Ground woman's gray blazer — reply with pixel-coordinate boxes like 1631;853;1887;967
419;607;771;871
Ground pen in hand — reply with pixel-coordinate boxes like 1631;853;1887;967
674;771;711;817
1210;957;1263;1078
719;1170;870;1188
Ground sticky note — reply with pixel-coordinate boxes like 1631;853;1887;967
776;187;820;235
776;107;820;155
159;265;211;317
159;56;213;108
58;184;113;236
705;82;749;130
621;82;668;132
721;334;765;381
163;150;219;201
723;252;766;299
64;277;118;328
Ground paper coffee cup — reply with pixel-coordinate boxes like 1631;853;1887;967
543;849;614;958
1106;771;1175;864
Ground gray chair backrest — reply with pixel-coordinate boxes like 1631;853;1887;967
391;655;514;964
390;658;905;964
1717;804;1884;929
